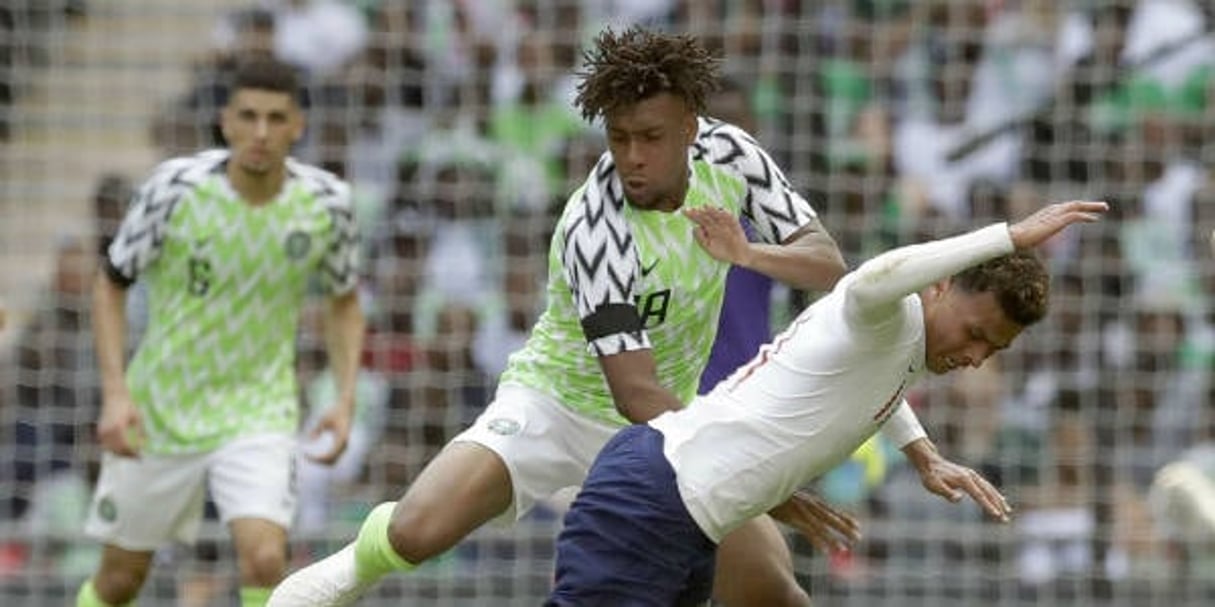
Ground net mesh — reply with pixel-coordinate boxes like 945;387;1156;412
2;0;1215;604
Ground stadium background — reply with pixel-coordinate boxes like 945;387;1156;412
1;0;1214;604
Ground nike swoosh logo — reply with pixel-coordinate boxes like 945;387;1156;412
640;259;659;278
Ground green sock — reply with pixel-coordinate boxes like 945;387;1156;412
76;579;126;607
239;586;272;607
353;501;415;582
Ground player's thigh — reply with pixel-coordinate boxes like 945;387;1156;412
207;433;297;530
85;451;209;550
447;384;616;523
713;514;809;607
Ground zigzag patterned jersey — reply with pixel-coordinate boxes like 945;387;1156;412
499;118;819;426
105;149;358;455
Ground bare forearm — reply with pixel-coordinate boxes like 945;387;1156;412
599;350;684;424
739;236;846;291
91;275;130;400
324;292;365;410
901;437;942;474
683;210;844;290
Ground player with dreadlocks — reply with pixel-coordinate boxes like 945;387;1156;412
272;27;859;606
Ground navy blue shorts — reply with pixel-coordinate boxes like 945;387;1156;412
546;424;716;607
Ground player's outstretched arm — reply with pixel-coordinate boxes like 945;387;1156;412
903;438;1012;523
1008;200;1107;250
845;200;1106;325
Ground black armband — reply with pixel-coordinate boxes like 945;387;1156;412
580;303;642;341
101;257;135;289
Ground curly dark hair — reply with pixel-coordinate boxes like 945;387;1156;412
574;27;721;123
953;250;1050;327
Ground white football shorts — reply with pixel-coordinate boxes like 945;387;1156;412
451;383;620;523
84;432;297;551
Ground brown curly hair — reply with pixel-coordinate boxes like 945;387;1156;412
574;27;721;123
953;250;1050;327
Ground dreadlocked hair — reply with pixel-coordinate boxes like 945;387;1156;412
574;27;721;123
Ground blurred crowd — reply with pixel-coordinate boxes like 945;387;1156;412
2;0;1215;603
0;1;86;140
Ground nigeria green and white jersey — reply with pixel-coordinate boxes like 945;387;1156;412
499;118;818;426
105;149;359;455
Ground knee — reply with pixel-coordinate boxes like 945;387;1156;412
93;567;150;604
736;585;811;607
775;584;813;607
239;542;288;586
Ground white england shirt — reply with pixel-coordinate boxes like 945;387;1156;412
649;223;1015;542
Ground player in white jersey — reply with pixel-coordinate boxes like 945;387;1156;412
271;27;857;607
545;200;1109;605
78;58;365;607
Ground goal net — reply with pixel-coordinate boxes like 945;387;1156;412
1;0;1213;605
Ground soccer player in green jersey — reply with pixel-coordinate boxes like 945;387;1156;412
78;57;365;607
272;28;857;606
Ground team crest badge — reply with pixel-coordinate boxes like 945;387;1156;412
284;230;311;260
98;496;117;522
487;418;521;435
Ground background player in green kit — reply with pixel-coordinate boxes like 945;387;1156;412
78;57;365;607
271;27;856;607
